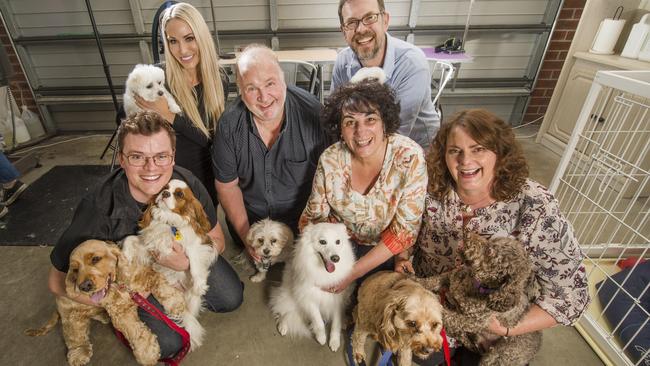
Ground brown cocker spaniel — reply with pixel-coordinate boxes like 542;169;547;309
25;239;187;366
352;271;443;366
418;234;542;366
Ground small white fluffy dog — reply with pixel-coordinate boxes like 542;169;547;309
350;66;386;84
122;179;217;349
269;222;356;352
246;219;294;282
123;64;181;116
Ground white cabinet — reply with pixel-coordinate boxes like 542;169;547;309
539;52;650;155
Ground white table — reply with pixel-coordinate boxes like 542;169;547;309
420;47;474;91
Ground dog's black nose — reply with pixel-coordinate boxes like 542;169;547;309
330;255;340;263
263;248;270;255
79;279;94;292
162;191;170;198
158;90;164;96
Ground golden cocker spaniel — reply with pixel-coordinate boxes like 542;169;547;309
26;239;187;366
352;271;444;366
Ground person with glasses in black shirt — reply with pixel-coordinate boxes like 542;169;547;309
48;111;243;360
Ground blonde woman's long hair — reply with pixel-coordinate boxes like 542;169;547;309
161;2;225;137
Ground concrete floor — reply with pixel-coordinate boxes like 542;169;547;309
0;131;604;365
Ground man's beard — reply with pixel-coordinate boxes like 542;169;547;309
351;31;381;62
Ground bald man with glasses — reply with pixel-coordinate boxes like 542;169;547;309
332;0;439;148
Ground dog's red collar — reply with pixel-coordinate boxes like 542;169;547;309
438;291;453;366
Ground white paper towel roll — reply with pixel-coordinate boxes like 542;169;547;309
590;18;626;55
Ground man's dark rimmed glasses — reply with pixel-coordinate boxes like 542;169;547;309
342;12;383;31
121;153;174;167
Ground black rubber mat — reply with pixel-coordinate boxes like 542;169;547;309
0;165;109;245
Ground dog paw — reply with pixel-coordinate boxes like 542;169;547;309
315;331;326;345
250;272;266;283
354;352;366;365
67;345;92;366
329;336;340;352
277;319;288;336
92;312;110;324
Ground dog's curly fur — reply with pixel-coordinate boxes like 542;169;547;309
418;234;542;366
246;218;294;282
352;271;443;366
25;240;187;366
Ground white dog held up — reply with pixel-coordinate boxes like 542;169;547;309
123;64;181;116
122;179;217;350
269;222;356;352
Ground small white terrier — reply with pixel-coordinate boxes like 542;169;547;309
350;66;386;84
269;222;356;352
123;64;181;116
246;219;294;283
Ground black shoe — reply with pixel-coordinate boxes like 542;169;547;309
1;181;28;205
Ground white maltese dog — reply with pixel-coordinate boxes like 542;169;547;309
269;222;356;352
123;64;181;116
245;219;294;283
350;66;386;84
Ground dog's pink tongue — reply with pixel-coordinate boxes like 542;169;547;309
90;289;106;304
325;261;336;273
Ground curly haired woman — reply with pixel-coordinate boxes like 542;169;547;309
411;109;589;365
299;74;427;293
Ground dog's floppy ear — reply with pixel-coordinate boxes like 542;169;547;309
108;241;132;283
65;260;80;296
139;200;156;229
245;223;257;247
279;225;294;246
378;296;405;351
187;191;212;238
486;238;530;312
486;274;519;312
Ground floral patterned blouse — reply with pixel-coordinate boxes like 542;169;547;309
299;134;427;254
413;179;590;325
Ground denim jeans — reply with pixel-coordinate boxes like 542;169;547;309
0;152;19;184
138;256;244;358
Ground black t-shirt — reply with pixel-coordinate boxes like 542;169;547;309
50;166;216;272
211;86;328;231
169;69;229;204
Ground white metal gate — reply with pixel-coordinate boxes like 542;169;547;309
550;70;650;366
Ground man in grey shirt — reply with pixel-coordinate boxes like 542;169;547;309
212;45;328;259
332;0;439;148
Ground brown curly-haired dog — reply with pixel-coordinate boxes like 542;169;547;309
25;240;187;366
352;271;443;366
418;234;542;366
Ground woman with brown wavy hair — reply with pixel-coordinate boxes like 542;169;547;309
412;109;589;363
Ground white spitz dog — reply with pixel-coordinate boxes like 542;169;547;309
123;64;181;116
269;222;356;352
246;219;294;283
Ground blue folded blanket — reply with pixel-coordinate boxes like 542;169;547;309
597;261;650;364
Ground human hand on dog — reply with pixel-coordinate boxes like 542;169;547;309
244;243;261;262
151;242;190;272
394;257;414;274
487;314;508;336
323;273;355;294
134;94;176;123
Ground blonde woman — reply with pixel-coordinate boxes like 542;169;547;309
136;2;227;202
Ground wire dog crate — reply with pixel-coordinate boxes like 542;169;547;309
549;70;650;366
